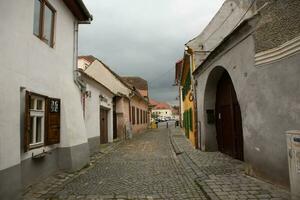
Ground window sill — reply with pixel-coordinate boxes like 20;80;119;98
29;143;44;150
33;34;54;49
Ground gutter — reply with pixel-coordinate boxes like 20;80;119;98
75;0;93;21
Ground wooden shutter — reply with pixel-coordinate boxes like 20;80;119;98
45;97;61;145
137;108;139;124
24;91;31;152
189;108;193;131
132;106;135;125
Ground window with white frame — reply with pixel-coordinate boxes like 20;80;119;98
29;96;45;147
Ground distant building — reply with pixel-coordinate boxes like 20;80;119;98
78;56;149;140
122;76;150;132
174;55;199;148
171;106;180;121
150;99;173;120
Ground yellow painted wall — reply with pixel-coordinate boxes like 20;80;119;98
181;52;197;148
183;90;196;147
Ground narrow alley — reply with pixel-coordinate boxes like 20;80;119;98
23;125;289;200
1;1;300;200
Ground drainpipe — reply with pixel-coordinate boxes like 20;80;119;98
73;19;92;92
73;21;86;92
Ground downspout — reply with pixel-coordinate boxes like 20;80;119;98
73;19;92;118
73;18;92;91
185;46;199;149
73;20;86;92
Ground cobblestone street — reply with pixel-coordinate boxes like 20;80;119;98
23;126;291;200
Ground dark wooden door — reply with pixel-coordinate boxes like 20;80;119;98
100;108;108;144
113;97;117;139
216;72;244;161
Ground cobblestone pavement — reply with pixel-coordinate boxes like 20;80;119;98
170;128;291;200
24;128;207;200
23;127;291;200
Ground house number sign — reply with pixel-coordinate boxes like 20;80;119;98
50;99;60;113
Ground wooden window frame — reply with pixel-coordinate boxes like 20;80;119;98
24;91;61;152
34;0;56;48
28;94;46;149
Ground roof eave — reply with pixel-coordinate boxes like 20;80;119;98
193;16;256;76
63;0;93;22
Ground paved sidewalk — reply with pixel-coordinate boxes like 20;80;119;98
169;127;291;200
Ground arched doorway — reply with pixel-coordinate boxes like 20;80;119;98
215;71;243;161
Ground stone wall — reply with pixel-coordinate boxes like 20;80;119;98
254;0;300;52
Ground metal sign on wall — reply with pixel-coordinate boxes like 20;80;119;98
50;99;60;113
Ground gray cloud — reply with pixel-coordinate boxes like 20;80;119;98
79;0;224;105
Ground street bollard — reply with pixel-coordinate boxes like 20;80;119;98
167;122;168;128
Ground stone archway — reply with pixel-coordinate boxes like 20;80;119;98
203;67;244;161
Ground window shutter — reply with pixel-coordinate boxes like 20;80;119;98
45;97;61;145
189;108;193;131
24;91;31;152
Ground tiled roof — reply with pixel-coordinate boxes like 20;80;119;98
150;99;171;110
154;103;171;110
121;77;148;91
149;99;160;106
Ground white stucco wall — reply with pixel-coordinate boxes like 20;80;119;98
152;109;173;118
0;0;87;170
84;78;114;143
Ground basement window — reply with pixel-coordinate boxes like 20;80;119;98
33;0;56;47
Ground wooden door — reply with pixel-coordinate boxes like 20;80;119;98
216;72;244;160
113;97;117;139
100;108;108;144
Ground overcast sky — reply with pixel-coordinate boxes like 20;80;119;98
79;0;224;105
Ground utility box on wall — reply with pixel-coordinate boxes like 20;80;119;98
286;130;300;200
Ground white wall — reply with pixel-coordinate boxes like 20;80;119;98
81;60;132;96
152;109;173;118
0;0;87;170
85;78;114;143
